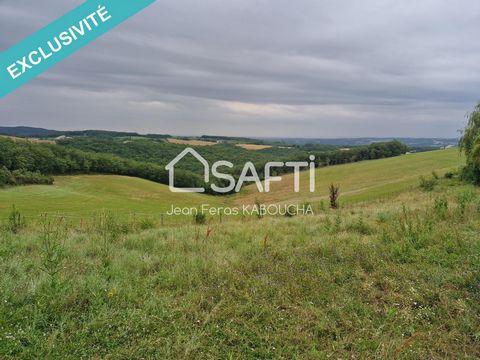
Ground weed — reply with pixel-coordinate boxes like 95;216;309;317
433;197;449;219
329;183;340;209
7;205;24;233
39;215;66;286
138;217;156;230
456;188;475;217
397;206;431;250
346;215;374;235
318;200;325;211
94;211;119;268
334;213;342;233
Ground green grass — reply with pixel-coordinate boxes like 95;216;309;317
0;180;479;358
0;175;226;218
236;148;464;205
0;149;464;219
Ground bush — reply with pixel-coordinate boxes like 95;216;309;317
138;217;156;230
7;205;25;233
12;169;54;185
444;171;455;179
419;175;437;191
194;212;207;225
0;166;15;186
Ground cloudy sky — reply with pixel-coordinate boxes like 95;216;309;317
1;0;479;137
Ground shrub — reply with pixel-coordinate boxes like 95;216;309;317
11;169;54;185
0;166;15;186
444;171;455;179
194;212;207;225
419;175;437;191
138;217;156;230
7;205;25;233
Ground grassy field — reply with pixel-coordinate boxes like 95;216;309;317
0;179;479;358
0;149;464;219
167;138;218;146
236;148;463;205
0;175;226;218
236;143;273;150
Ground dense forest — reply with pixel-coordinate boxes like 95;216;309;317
60;137;407;173
0;136;408;192
0;138;206;190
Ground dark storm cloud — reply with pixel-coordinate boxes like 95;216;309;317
1;0;479;137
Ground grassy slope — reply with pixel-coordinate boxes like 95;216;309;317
0;149;463;217
0;175;225;217
0;180;479;358
235;148;463;205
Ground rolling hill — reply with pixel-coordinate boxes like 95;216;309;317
0;175;226;218
0;148;463;218
235;148;463;205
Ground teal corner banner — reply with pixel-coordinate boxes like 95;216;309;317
0;0;155;99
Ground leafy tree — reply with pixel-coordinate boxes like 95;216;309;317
0;166;15;186
460;103;480;184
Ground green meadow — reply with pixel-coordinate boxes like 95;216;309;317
0;148;463;219
236;148;463;205
1;147;479;359
1;178;479;358
0;175;225;218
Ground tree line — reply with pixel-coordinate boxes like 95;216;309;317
0;137;409;192
0;138;205;189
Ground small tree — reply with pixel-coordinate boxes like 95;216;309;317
329;184;340;209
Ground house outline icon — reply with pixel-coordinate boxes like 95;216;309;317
165;148;209;193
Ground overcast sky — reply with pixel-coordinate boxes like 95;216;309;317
1;0;479;137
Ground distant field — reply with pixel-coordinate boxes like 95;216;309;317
167;138;218;146
235;148;464;205
0;135;55;144
0;149;463;217
0;175;225;218
236;143;273;150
